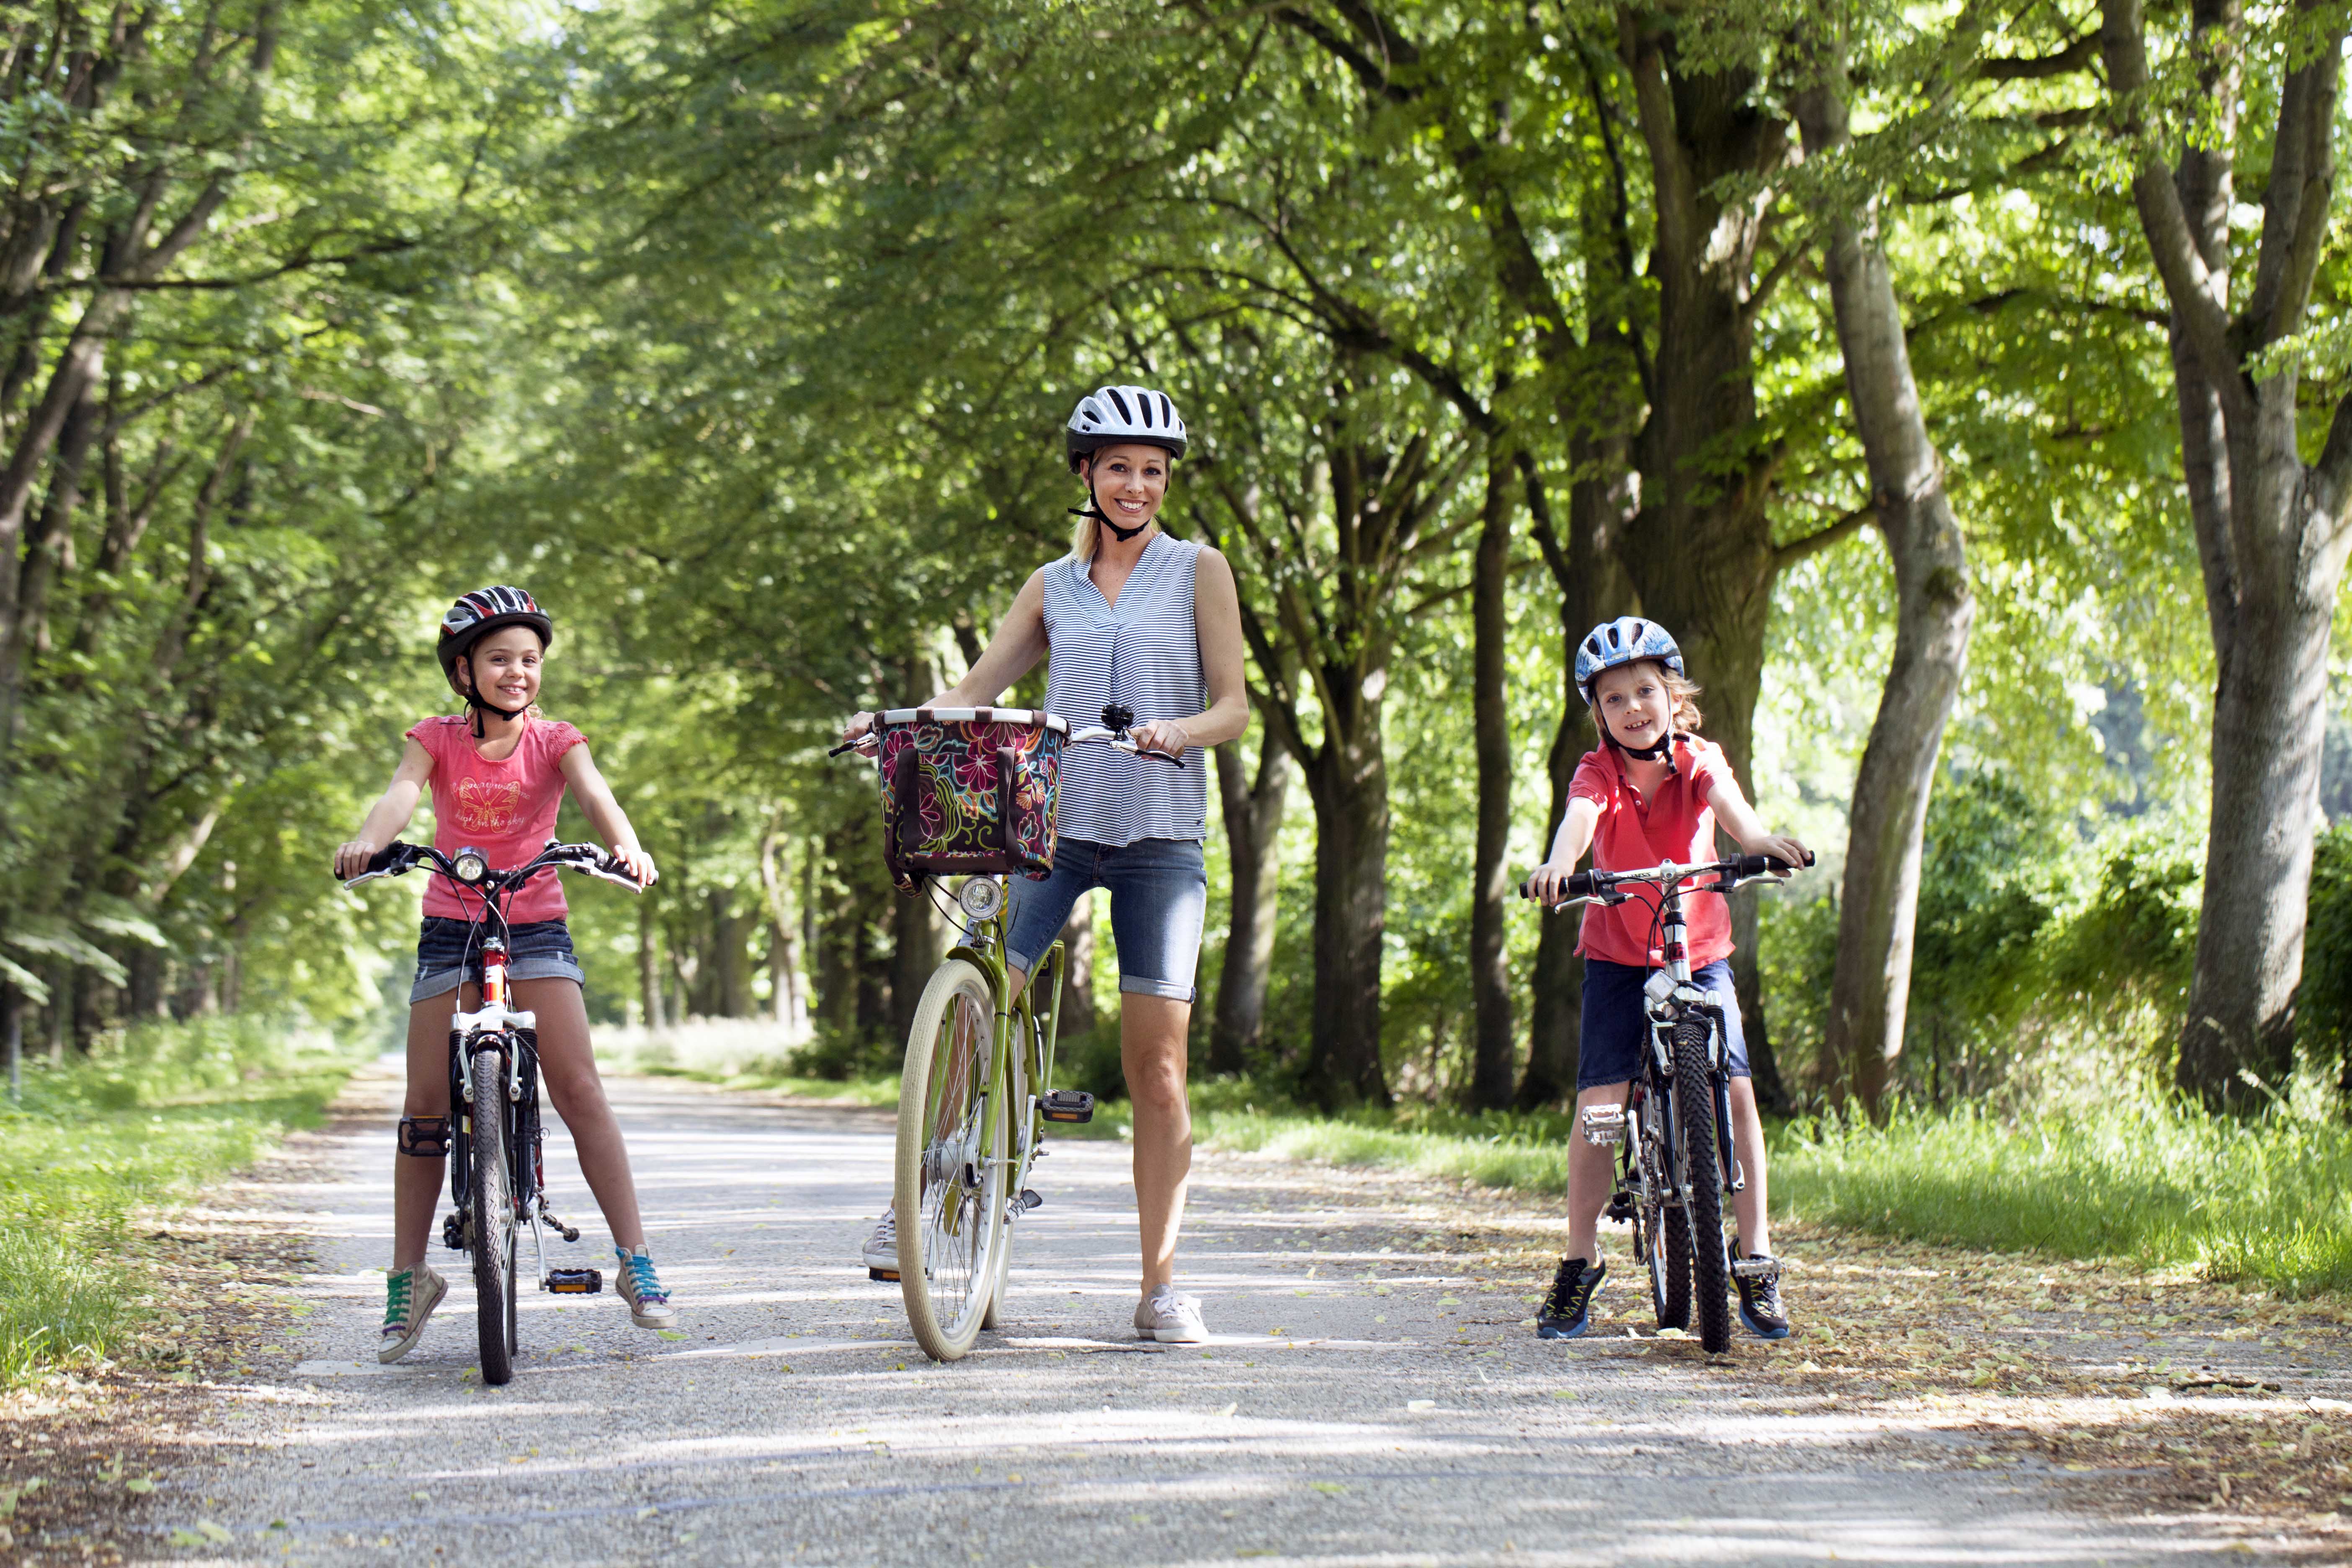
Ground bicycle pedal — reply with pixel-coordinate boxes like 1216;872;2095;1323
1579;1105;1627;1146
1039;1089;1095;1124
545;1268;602;1295
1730;1255;1783;1281
441;1212;464;1251
1604;1193;1635;1223
868;1267;901;1283
1016;1188;1043;1212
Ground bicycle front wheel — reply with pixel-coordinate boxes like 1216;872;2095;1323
469;1047;516;1386
895;959;1008;1362
1671;1020;1732;1353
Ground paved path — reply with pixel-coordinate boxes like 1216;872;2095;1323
148;1060;2304;1565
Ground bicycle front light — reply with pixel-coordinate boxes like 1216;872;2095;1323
957;877;1004;921
452;847;488;884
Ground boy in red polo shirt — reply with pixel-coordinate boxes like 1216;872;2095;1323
1524;617;1811;1340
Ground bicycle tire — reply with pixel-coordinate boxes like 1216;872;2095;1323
470;1047;516;1385
1671;1019;1732;1352
1635;1091;1691;1330
980;1001;1036;1334
895;959;1008;1362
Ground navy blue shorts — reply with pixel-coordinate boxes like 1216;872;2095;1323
410;917;584;1003
1577;957;1749;1091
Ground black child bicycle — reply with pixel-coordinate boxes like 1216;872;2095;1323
1525;851;1809;1353
339;838;639;1385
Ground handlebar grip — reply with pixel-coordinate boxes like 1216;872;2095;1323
1518;872;1600;902
827;738;869;758
1734;851;1817;878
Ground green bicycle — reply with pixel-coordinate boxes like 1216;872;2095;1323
888;872;1093;1361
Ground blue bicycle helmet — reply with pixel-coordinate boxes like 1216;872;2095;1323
1574;616;1685;706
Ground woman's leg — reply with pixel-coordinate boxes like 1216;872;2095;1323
1120;995;1192;1295
1728;1076;1770;1256
516;977;647;1251
1564;1081;1631;1264
394;990;468;1271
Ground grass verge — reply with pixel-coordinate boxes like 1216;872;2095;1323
1059;1075;2352;1298
0;1016;357;1387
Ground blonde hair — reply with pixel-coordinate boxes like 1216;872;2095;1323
1591;658;1705;735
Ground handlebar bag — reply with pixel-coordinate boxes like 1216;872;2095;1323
874;708;1068;892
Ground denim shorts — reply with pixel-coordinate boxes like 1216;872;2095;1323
1003;838;1208;1003
1577;957;1750;1090
410;917;585;1003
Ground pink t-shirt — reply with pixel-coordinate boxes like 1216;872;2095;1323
405;714;585;923
1568;735;1733;969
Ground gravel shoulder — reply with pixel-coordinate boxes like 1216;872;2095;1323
15;1058;2352;1565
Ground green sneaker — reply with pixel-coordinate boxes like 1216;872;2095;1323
614;1245;676;1328
379;1264;447;1364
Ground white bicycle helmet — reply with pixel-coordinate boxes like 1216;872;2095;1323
1065;385;1188;471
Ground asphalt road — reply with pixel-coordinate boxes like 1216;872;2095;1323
142;1059;2297;1565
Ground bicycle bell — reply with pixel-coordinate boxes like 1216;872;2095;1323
958;877;1005;921
1101;701;1134;733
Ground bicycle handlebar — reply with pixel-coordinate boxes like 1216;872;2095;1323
1517;850;1815;909
335;840;642;894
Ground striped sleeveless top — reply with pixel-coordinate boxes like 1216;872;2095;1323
1042;532;1210;846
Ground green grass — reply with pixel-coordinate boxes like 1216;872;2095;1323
1054;1073;2352;1298
0;1016;358;1385
1773;1091;2352;1297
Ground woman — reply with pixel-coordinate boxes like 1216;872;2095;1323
842;384;1249;1342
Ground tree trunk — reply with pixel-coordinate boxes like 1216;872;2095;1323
1210;735;1287;1075
1302;723;1391;1107
1468;454;1516;1109
2101;0;2352;1108
1060;892;1097;1038
710;892;752;1018
1797;58;1977;1118
638;892;667;1032
759;830;808;1039
889;879;942;1047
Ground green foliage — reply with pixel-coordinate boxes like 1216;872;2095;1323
2298;824;2352;1092
1777;1089;2352;1297
0;1016;358;1384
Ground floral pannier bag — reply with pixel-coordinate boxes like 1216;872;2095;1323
872;707;1068;892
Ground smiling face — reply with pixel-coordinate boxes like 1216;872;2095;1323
1591;660;1673;751
455;624;545;712
1081;442;1171;531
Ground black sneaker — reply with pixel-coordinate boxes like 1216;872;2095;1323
1535;1256;1606;1339
1729;1242;1789;1339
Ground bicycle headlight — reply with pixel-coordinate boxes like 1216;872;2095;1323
452;848;488;884
958;877;1005;921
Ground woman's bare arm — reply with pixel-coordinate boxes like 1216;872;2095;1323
841;568;1051;744
1130;547;1250;759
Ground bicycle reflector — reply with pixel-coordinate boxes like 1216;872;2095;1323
451;846;488;883
958;877;1004;921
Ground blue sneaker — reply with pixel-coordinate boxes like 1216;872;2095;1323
1730;1243;1789;1339
614;1245;677;1328
1535;1257;1605;1339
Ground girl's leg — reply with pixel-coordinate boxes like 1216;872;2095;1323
516;977;647;1251
1728;1076;1770;1256
1565;1081;1631;1264
393;989;467;1271
1119;995;1192;1296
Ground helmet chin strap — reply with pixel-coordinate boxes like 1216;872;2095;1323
460;655;529;739
1069;468;1152;542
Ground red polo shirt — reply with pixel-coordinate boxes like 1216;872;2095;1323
1569;736;1734;969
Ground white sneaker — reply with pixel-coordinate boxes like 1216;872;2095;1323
861;1210;899;1282
378;1264;447;1364
613;1246;677;1329
1133;1285;1207;1344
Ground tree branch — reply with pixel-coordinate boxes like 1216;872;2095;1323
1773;503;1874;570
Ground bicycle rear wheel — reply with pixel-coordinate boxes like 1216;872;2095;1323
1633;1087;1691;1330
1671;1020;1732;1352
895;959;1008;1362
469;1047;516;1385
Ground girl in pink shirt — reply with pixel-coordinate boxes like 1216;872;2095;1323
333;586;674;1362
1525;617;1810;1342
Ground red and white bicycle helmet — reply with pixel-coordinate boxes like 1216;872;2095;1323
436;585;552;694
